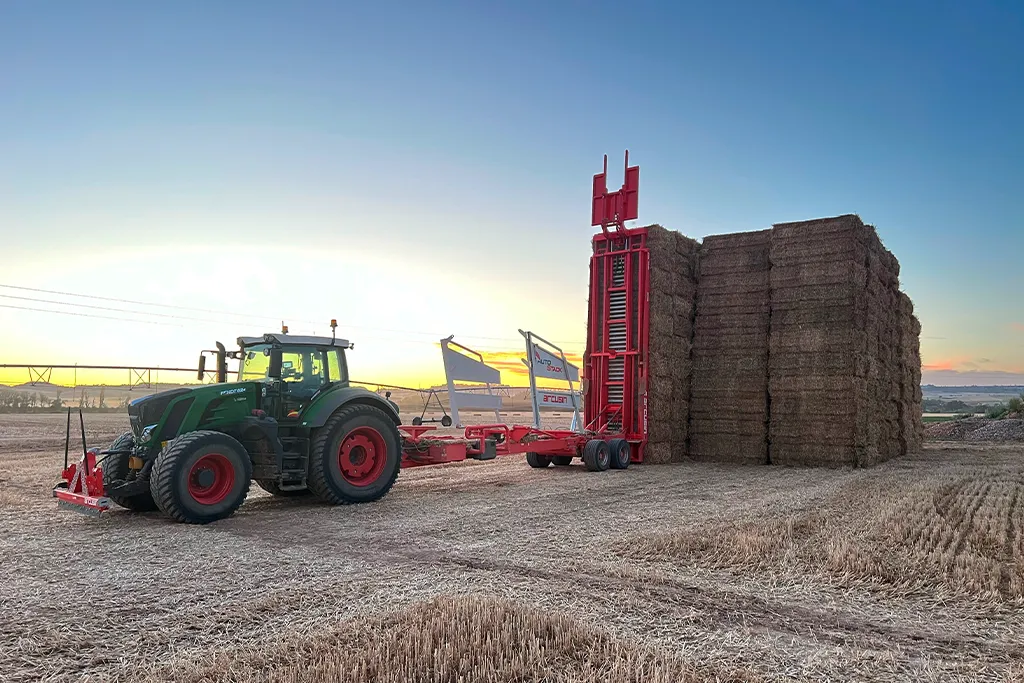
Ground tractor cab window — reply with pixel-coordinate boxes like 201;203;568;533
279;348;327;399
239;346;272;382
327;348;347;385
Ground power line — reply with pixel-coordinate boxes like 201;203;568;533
0;302;583;354
0;303;182;327
0;283;290;324
0;282;586;348
0;294;227;325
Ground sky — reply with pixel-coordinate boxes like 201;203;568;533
0;0;1022;388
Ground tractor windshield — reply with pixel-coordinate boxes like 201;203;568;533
239;345;274;382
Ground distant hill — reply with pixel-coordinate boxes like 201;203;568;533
923;385;1024;394
11;382;61;390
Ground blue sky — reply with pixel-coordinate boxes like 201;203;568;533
1;0;1022;385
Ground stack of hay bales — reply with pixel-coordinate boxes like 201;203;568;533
644;225;699;463
898;292;925;452
689;230;771;464
767;215;908;466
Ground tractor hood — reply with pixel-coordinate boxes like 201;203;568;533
127;387;193;438
127;383;253;439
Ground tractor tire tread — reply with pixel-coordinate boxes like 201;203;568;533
150;430;251;524
308;403;402;505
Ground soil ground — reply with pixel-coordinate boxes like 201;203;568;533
1;413;1022;682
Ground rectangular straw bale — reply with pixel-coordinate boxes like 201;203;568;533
691;416;767;436
771;214;870;244
702;229;772;251
689;433;768;464
771;282;862;306
769;350;872;376
770;261;868;289
770;441;858;468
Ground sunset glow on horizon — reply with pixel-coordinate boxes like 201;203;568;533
2;2;1021;389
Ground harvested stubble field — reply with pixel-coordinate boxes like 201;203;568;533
2;414;1024;682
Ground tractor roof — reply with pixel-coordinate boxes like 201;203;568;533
238;333;352;349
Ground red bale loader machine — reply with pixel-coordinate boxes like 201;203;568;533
54;153;655;524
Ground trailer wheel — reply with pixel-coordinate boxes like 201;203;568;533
256;480;309;497
526;452;551;468
411;416;423;426
582;439;611;472
441;415;453;427
150;431;252;524
607;439;631;469
552;456;573;466
309;403;402;505
101;432;158;511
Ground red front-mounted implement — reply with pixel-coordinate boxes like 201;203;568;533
53;408;111;516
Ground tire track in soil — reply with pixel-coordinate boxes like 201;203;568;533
1000;483;1019;597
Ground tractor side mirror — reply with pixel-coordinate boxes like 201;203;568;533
197;354;207;381
268;348;283;379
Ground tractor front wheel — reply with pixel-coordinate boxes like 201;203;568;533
150;431;252;524
309;404;402;505
102;432;158;511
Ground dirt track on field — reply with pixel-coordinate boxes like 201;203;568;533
1;414;1022;682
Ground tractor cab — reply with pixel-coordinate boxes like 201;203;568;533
234;333;352;420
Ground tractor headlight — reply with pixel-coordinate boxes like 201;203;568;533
141;424;158;442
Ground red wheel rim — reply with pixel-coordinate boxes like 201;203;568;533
187;453;235;505
338;427;388;486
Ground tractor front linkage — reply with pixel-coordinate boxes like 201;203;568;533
53;408;112;517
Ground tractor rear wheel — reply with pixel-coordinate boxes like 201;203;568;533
526;452;551;468
101;432;158;511
256;480;309;497
308;404;402;505
607;439;631;469
582;439;611;472
552;456;573;466
150;430;252;524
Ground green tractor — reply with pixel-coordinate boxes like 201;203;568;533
82;330;403;524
